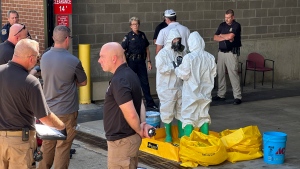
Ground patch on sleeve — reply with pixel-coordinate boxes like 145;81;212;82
122;36;127;42
2;29;7;35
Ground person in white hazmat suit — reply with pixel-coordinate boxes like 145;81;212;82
174;31;217;136
155;28;186;143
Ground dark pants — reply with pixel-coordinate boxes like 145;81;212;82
127;58;156;107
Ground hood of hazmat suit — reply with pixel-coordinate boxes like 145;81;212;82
174;31;217;128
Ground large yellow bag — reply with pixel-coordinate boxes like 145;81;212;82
179;130;228;167
139;126;180;162
220;125;263;163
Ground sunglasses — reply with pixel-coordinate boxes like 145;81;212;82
14;24;26;36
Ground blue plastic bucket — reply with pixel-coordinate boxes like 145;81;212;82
145;111;160;128
263;131;287;164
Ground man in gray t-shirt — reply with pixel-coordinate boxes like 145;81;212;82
38;25;87;169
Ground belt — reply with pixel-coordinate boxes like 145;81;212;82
219;50;232;53
126;53;146;60
0;130;36;137
0;130;23;136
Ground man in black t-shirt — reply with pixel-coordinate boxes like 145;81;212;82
98;42;153;169
0;39;65;169
213;9;242;105
153;19;167;44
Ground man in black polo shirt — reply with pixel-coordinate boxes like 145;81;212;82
0;23;29;65
0;39;65;169
213;9;242;105
98;42;153;168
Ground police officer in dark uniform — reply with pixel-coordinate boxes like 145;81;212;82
121;17;158;110
1;10;31;42
213;9;242;105
1;10;19;42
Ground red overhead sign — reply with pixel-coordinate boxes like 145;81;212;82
57;15;69;27
54;0;72;15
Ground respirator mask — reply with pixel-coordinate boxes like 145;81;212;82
171;39;185;52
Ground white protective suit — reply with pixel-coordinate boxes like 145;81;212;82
155;28;186;124
174;31;217;128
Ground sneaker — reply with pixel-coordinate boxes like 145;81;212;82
233;99;242;105
212;96;226;101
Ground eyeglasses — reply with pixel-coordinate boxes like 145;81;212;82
66;35;73;39
14;24;26;36
131;24;139;26
31;53;41;59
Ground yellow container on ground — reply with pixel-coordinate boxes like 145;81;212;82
139;125;180;162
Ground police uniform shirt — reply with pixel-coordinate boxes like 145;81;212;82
1;23;11;42
0;40;15;65
121;30;149;55
215;20;241;51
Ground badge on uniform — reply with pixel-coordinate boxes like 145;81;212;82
229;28;232;32
2;29;7;35
122;36;127;42
131;38;135;41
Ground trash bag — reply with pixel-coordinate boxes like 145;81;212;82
179;130;228;167
220;125;263;163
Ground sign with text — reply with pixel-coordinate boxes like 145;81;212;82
54;0;72;15
57;15;69;27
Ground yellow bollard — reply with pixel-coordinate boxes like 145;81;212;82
78;44;91;104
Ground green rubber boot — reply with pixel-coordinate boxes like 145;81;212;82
184;124;194;137
200;122;209;135
177;120;184;138
164;123;172;142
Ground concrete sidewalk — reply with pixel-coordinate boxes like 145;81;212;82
77;81;300;169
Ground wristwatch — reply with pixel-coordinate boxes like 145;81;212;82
147;60;151;63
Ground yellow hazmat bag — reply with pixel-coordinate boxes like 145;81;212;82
179;130;228;167
220;125;263;163
139;126;180;162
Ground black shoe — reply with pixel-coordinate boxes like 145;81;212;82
212;96;226;101
233;99;242;105
147;105;158;110
70;149;76;154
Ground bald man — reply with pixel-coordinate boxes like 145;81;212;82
0;39;66;169
98;42;153;168
0;23;29;65
38;25;87;169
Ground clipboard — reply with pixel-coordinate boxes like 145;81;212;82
35;124;66;140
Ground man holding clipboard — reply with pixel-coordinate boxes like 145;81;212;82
0;39;66;169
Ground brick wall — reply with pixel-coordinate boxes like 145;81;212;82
72;0;300;49
72;0;300;81
1;0;45;51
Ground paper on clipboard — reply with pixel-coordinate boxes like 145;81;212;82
35;124;66;140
